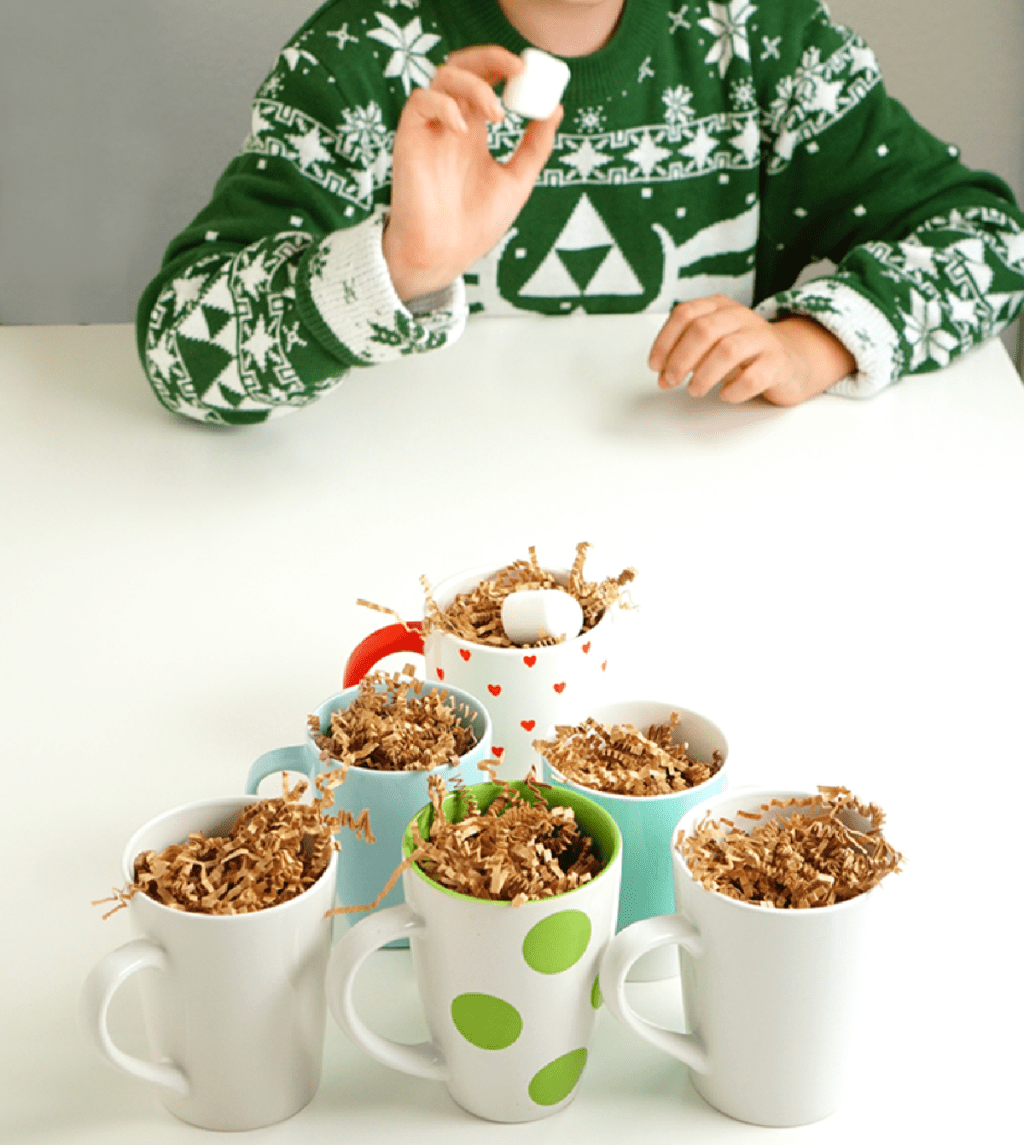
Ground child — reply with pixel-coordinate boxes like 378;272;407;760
137;0;1024;425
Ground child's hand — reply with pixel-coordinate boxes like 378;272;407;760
649;296;857;406
383;46;562;302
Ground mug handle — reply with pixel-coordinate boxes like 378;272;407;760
599;914;711;1074
245;744;311;795
343;621;425;687
79;937;190;1095
326;903;447;1081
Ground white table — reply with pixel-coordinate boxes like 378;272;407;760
2;317;1021;1143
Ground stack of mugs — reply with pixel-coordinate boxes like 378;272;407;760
81;554;897;1131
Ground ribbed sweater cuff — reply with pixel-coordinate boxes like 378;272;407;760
757;279;901;399
303;210;467;365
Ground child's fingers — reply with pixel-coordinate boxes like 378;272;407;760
656;305;747;389
443;44;525;86
687;330;764;398
503;105;563;187
403;86;469;135
720;359;778;403
430;61;505;122
648;296;730;372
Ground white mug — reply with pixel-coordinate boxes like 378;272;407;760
600;788;889;1127
326;781;623;1122
80;796;336;1130
344;563;623;780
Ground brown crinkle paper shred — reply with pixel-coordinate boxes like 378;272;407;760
95;772;371;919
681;787;903;909
419;542;635;648
535;714;723;796
408;772;605;907
310;669;477;773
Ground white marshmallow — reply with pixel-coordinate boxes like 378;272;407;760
501;588;584;645
501;48;571;120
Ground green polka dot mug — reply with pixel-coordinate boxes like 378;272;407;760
326;781;622;1122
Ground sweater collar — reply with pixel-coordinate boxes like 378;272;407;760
442;1;663;102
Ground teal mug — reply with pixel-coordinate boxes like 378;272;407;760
245;683;493;927
539;700;727;980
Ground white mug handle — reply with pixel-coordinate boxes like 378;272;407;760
79;937;190;1094
326;903;448;1081
599;914;711;1074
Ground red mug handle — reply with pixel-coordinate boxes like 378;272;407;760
343;621;425;687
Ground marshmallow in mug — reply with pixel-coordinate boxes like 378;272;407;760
501;588;584;645
502;48;571;119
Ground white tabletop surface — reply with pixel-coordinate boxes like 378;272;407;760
2;316;1022;1142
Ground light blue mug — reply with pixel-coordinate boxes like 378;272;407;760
245;683;493;927
539;700;727;980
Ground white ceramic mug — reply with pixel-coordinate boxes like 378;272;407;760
344;563;623;781
80;796;336;1130
600;788;887;1127
326;781;622;1123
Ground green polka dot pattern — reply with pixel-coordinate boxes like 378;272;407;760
590;974;602;1009
528;1048;589;1106
450;993;523;1050
521;910;591;974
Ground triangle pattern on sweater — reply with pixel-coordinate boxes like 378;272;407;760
520;193;644;299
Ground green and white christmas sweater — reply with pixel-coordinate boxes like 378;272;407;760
137;0;1024;425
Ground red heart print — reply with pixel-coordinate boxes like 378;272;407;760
521;719;536;731
582;642;591;654
436;667;445;680
488;684;502;697
492;746;504;758
553;682;566;694
459;648;472;661
523;655;537;668
601;660;608;672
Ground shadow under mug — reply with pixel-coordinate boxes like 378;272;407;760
343;563;622;781
245;681;492;926
540;700;728;981
80;796;336;1131
600;788;888;1127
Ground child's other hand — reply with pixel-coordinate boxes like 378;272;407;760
383;46;562;302
648;296;857;407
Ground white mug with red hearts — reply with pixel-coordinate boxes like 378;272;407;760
344;563;623;780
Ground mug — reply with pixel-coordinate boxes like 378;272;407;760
80;796;336;1130
245;681;492;921
327;781;622;1123
540;700;728;980
600;788;888;1127
344;563;622;781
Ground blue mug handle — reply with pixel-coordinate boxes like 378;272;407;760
245;744;312;795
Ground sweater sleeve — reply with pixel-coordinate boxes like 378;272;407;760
748;0;1024;397
135;19;464;426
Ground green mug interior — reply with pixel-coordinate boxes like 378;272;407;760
403;781;622;900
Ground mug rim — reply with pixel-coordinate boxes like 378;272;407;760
543;758;727;804
402;779;622;906
672;787;887;916
121;795;338;922
423;563;617;654
537;700;728;803
311;679;493;777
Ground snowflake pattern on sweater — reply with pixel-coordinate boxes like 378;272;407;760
137;0;1024;424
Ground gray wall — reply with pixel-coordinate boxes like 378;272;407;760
2;0;1021;366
